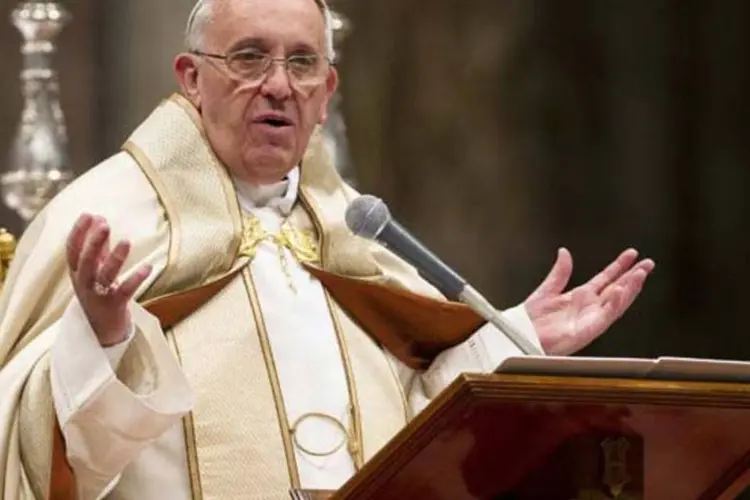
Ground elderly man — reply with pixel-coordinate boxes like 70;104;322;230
0;0;654;498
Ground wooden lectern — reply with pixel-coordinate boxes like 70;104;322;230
317;369;750;500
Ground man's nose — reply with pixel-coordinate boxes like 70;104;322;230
259;63;293;100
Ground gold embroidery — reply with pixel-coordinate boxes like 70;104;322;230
165;331;204;500
240;210;365;472
244;268;365;484
244;269;301;489
297;189;366;467
289;411;350;458
323;293;365;469
238;213;319;292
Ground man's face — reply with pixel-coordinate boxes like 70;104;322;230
180;0;337;184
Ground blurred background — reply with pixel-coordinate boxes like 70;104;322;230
0;0;748;359
0;0;749;497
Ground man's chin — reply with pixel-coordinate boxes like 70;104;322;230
239;149;297;184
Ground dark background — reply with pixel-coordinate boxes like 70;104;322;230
338;0;749;360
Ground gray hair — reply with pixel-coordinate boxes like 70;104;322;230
185;0;336;61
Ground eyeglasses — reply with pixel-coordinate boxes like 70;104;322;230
191;48;331;93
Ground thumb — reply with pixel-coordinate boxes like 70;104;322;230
528;248;573;300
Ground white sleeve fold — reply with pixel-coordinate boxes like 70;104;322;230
50;298;193;500
413;303;542;406
102;325;136;370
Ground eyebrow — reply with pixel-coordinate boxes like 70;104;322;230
227;37;321;55
227;37;268;53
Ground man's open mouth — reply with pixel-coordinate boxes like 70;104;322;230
255;114;294;128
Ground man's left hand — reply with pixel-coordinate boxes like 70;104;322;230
524;248;655;356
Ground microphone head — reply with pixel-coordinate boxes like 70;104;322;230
345;195;392;240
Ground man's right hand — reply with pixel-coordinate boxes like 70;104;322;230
66;214;153;347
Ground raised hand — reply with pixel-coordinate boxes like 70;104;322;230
66;214;153;347
524;248;655;356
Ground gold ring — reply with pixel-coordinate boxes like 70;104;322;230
289;412;349;458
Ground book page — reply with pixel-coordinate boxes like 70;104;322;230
496;355;750;382
649;356;750;382
496;355;655;378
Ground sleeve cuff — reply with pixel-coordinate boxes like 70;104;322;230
419;303;543;397
50;298;193;427
51;298;127;426
103;324;136;370
50;299;193;488
477;302;544;370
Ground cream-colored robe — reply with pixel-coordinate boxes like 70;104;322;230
0;94;541;499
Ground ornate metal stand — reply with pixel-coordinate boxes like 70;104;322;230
2;2;73;223
325;7;355;184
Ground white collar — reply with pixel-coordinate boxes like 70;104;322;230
233;166;300;216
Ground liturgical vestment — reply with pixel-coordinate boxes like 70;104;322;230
0;94;542;499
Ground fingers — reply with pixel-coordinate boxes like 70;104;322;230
97;231;112;269
618;268;649;312
528;248;574;300
115;264;153;301
587;248;639;294
636;258;656;275
66;214;94;272
97;240;131;288
77;217;111;288
601;267;649;318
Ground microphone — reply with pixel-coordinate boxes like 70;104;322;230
345;195;543;356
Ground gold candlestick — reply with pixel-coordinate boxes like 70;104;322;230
0;228;17;287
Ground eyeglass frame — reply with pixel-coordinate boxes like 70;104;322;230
189;48;334;94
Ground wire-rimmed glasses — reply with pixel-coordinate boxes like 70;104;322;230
191;48;332;95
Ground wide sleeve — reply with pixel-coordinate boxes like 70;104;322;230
418;304;541;396
387;304;542;416
39;154;193;499
50;299;192;500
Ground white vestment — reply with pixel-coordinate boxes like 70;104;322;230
0;95;543;500
49;163;540;499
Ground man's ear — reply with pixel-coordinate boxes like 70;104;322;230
318;66;339;123
174;53;202;109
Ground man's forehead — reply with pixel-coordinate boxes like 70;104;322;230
206;0;326;48
209;0;325;27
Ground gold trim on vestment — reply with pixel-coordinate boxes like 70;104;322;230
124;95;245;298
243;268;302;489
299;187;329;267
298;187;406;460
166;94;244;271
383;353;411;423
166;331;204;500
323;291;365;469
240;206;367;477
298;186;364;464
122;139;181;294
169;93;203;130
